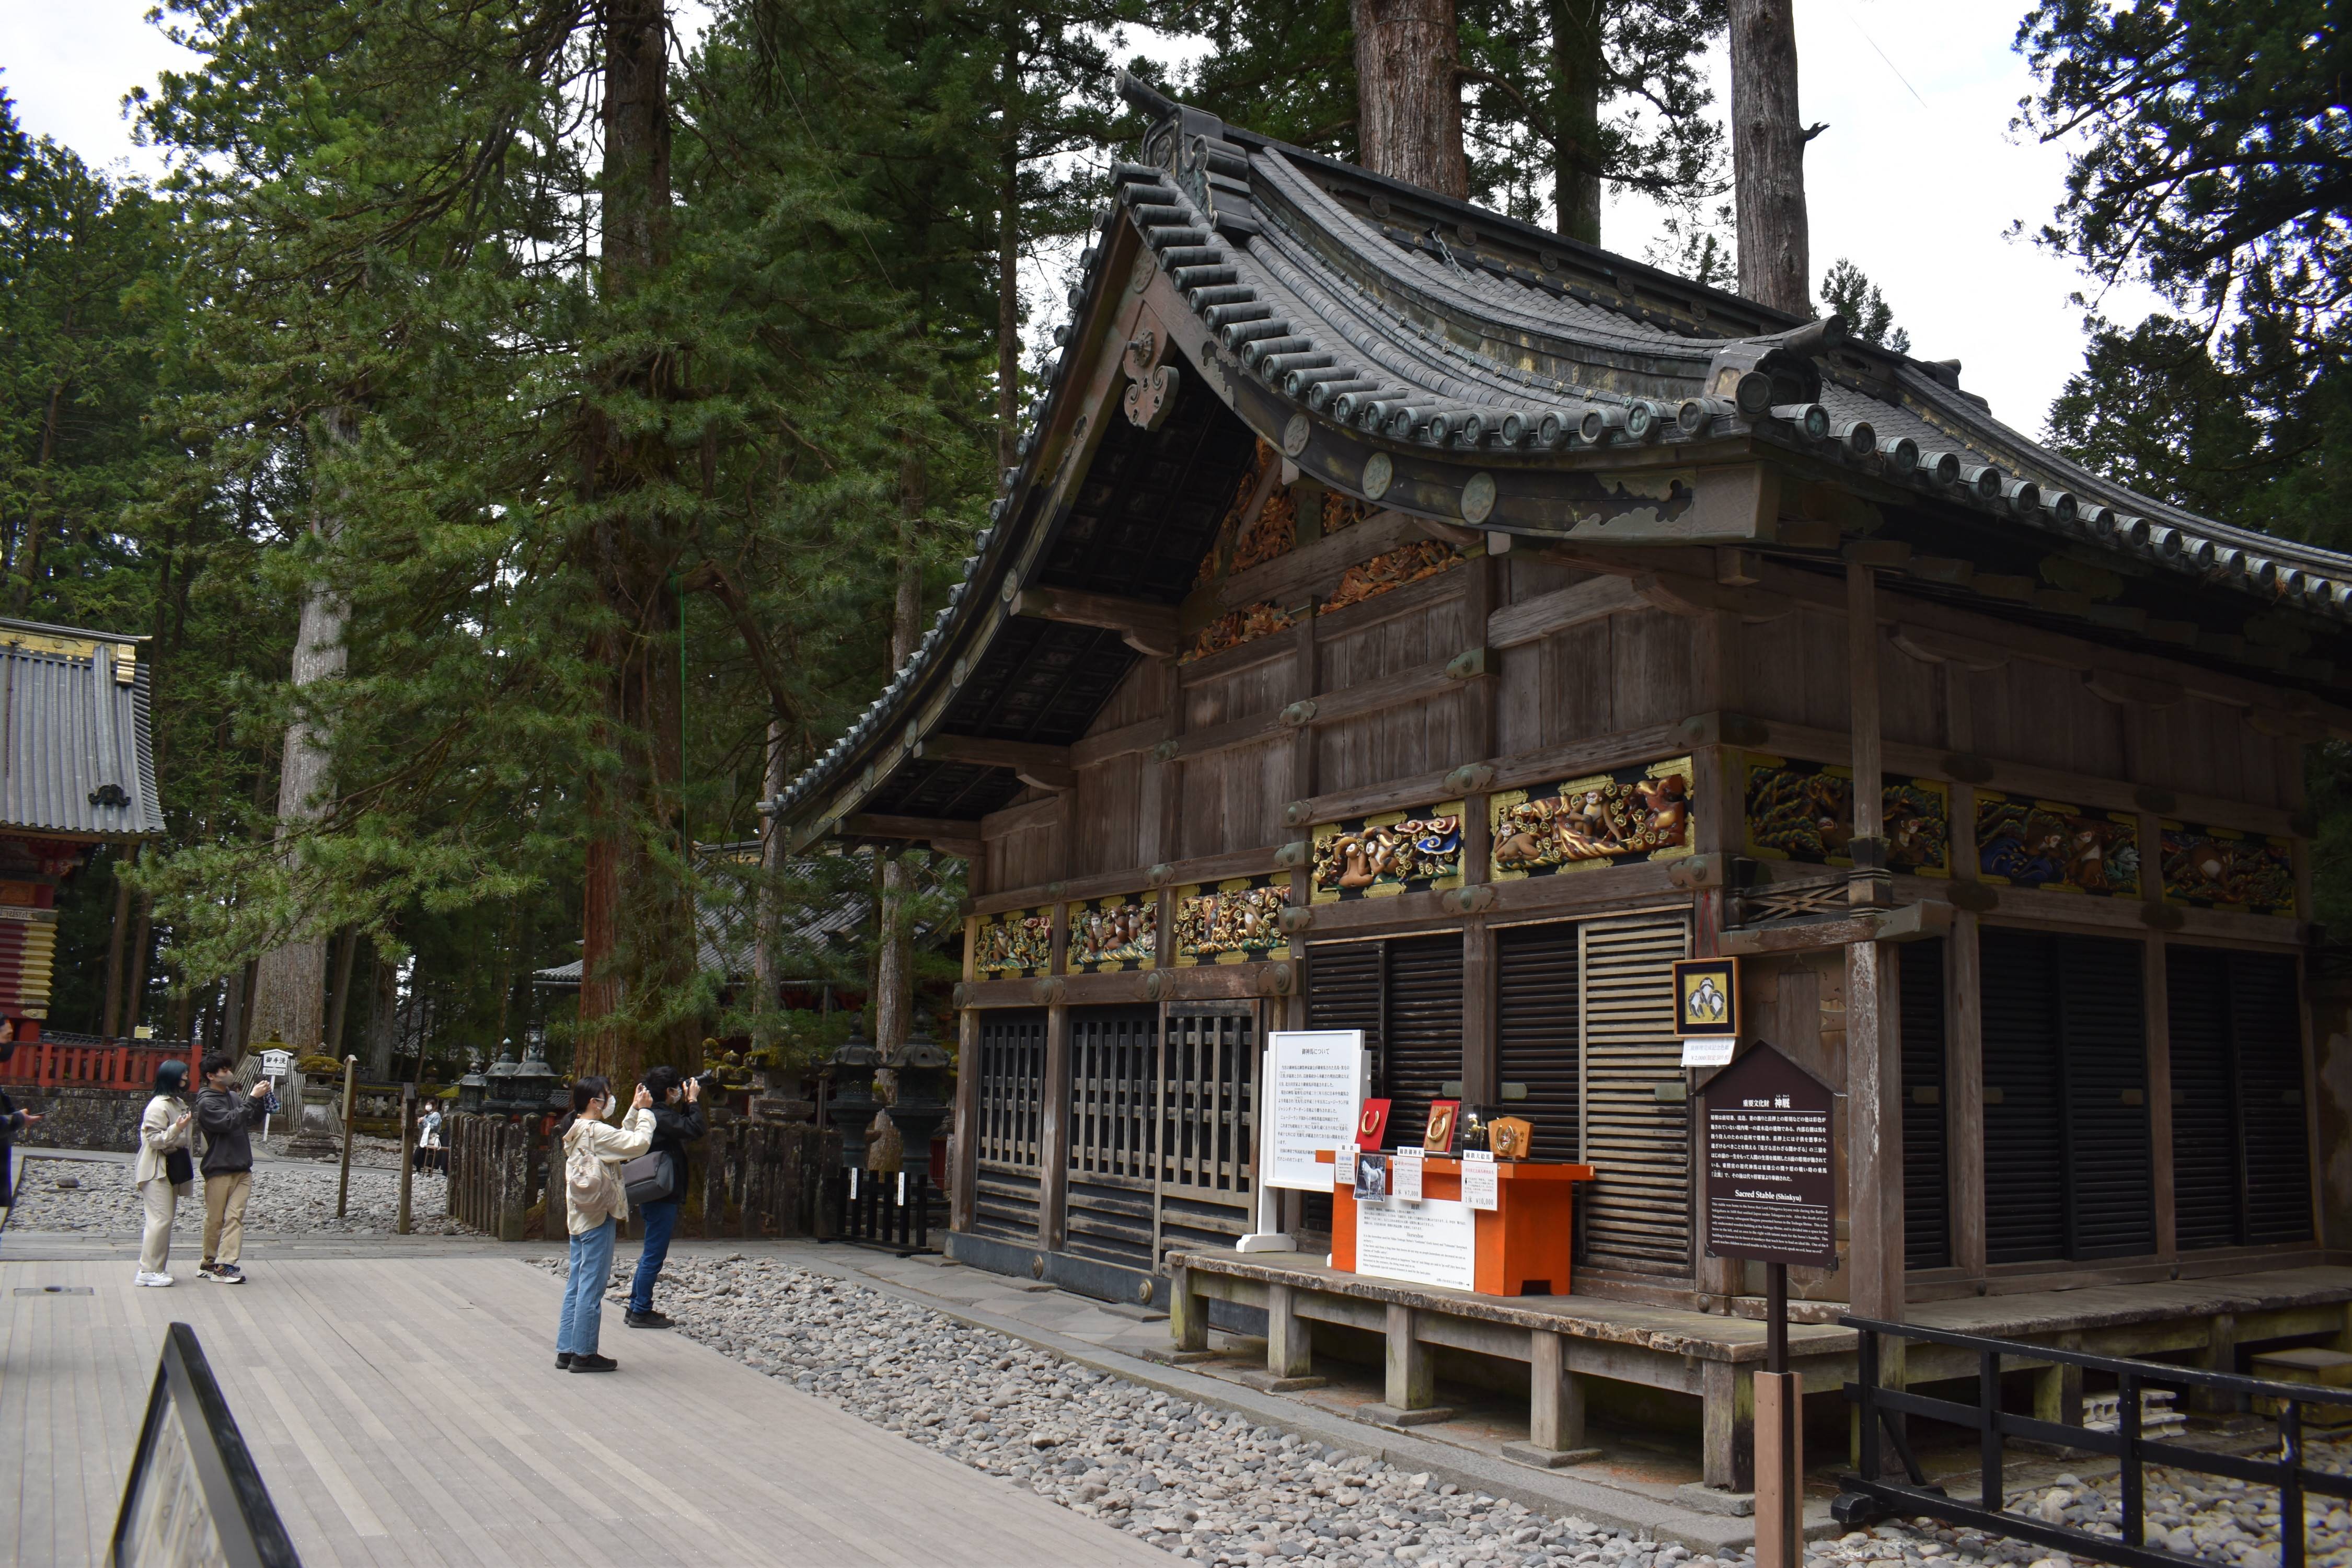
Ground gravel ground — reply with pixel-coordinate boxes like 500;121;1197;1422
1808;1439;2352;1568
539;1250;1758;1568
7;1150;459;1237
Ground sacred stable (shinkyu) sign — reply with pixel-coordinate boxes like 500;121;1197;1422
1699;1042;1837;1270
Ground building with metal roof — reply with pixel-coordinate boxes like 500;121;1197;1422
0;616;166;1028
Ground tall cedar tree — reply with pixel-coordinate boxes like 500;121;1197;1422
133;0;992;1084
1166;0;1723;243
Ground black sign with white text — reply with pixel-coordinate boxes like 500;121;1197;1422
1700;1042;1838;1269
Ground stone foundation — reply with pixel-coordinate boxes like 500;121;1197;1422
5;1085;149;1152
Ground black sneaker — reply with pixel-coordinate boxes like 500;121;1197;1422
555;1352;574;1369
624;1309;670;1329
568;1353;618;1373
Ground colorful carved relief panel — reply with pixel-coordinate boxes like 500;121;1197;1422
1488;757;1694;879
1183;601;1294;663
1317;539;1459;616
1174;876;1290;966
1974;792;2139;896
974;906;1054;977
2162;823;2297;915
1743;756;1950;877
1065;894;1157;972
1310;803;1466;904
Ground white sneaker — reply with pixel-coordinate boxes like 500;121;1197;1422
133;1271;174;1288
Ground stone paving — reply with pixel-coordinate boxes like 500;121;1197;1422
543;1249;1760;1568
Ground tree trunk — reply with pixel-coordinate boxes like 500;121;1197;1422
752;719;786;1052
872;503;925;1056
366;955;398;1080
247;409;355;1056
171;984;194;1044
1730;0;1811;313
123;894;153;1036
575;0;697;1091
1548;0;1603;244
1351;0;1467;197
100;843;137;1039
324;928;359;1057
998;39;1024;471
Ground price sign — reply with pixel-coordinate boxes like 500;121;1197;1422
1391;1145;1424;1203
1333;1144;1356;1185
1460;1148;1498;1210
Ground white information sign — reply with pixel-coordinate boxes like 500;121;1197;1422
1355;1197;1478;1290
1460;1148;1498;1210
1391;1145;1424;1203
260;1049;293;1079
1333;1144;1356;1185
1680;1039;1734;1068
1263;1031;1370;1191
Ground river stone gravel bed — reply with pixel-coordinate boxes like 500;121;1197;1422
1805;1438;2352;1568
544;1251;1758;1568
8;1151;457;1237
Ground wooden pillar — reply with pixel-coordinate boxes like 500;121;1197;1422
951;1006;981;1233
1170;1264;1209;1352
1847;561;1888;908
2191;1314;2238;1415
1948;913;1987;1278
1503;1330;1598;1466
1265;1282;1313;1379
2142;906;2177;1262
1374;1304;1448;1421
1039;1004;1071;1251
2036;1331;2086;1426
1848;939;1905;1318
1701;1357;1755;1490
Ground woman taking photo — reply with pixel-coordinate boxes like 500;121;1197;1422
554;1076;652;1373
133;1060;197;1287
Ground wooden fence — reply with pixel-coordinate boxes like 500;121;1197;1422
445;1111;840;1242
0;1039;191;1091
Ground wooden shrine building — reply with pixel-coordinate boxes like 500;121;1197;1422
768;73;2352;1377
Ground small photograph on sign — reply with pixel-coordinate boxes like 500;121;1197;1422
1673;956;1739;1038
1353;1151;1388;1201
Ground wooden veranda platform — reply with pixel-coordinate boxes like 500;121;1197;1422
1171;1252;2352;1490
0;1254;1166;1568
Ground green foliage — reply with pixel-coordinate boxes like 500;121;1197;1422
1818;259;1910;354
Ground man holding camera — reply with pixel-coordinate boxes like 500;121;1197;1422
193;1052;272;1283
624;1066;704;1329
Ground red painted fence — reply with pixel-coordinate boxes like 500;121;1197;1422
0;1040;191;1090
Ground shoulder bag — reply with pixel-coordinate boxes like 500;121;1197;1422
620;1148;675;1207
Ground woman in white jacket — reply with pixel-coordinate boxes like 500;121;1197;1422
554;1076;652;1373
133;1060;197;1287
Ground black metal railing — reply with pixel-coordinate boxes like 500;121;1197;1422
822;1168;939;1255
113;1321;301;1567
1838;1314;2352;1568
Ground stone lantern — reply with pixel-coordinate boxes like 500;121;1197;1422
455;1056;490;1116
887;1028;954;1171
824;1029;885;1170
482;1046;524;1116
510;1040;559;1120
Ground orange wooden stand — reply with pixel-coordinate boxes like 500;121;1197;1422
1315;1150;1595;1297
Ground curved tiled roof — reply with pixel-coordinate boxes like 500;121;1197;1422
766;75;2352;838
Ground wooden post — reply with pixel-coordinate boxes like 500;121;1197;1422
1378;1303;1444;1419
2142;915;2177;1261
1754;1261;1801;1566
1502;1329;1599;1467
1848;941;1905;1317
396;1082;416;1236
335;1054;358;1218
1039;1003;1071;1251
1265;1282;1315;1381
951;1004;980;1235
1948;913;1987;1279
1169;1264;1209;1354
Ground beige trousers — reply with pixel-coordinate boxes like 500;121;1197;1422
202;1171;252;1265
137;1179;189;1275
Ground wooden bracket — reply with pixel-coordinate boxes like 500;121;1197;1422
1010;585;1180;659
1445;647;1496;680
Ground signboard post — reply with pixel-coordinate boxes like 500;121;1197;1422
1240;1030;1369;1253
1699;1042;1836;1568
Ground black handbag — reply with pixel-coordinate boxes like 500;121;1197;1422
164;1147;194;1185
620;1148;675;1207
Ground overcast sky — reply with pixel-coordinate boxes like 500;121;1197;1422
5;0;2166;439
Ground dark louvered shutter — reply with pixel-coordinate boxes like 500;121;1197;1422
2166;946;2238;1250
1981;929;2153;1263
1578;915;1690;1276
2060;935;2154;1259
1383;935;1465;1149
1497;921;1580;1162
2231;952;2312;1245
1898;939;1950;1270
1981;930;2066;1264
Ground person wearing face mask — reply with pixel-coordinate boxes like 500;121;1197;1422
553;1076;653;1373
0;1018;41;1241
133;1059;198;1287
622;1065;704;1330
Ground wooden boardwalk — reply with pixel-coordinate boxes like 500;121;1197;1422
0;1253;1168;1567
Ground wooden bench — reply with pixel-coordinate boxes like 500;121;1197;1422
1169;1253;2352;1491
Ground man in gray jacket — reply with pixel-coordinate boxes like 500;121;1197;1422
193;1052;271;1283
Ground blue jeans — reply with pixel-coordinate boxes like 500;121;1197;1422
557;1218;617;1356
629;1199;679;1313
